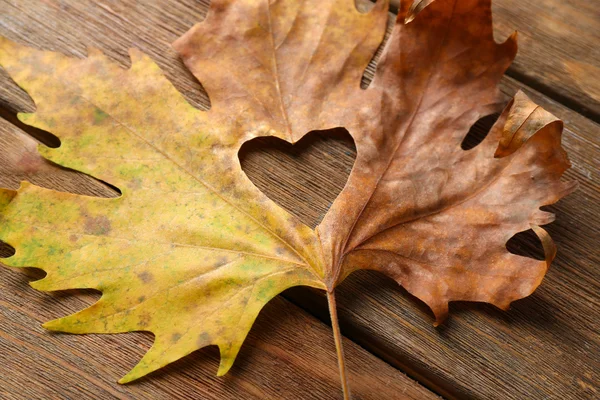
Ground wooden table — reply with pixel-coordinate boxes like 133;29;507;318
0;0;598;399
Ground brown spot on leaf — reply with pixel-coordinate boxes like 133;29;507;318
84;215;111;236
137;271;153;283
127;177;142;190
197;332;211;346
138;312;152;328
171;333;182;343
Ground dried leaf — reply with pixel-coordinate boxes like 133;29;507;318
314;0;576;323
0;39;326;383
0;0;575;393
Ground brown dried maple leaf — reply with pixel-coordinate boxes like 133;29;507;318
0;0;575;397
175;0;575;321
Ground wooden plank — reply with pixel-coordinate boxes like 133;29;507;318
0;120;438;400
0;1;598;399
383;0;600;121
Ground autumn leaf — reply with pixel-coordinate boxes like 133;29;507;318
0;0;575;397
315;0;577;324
0;39;328;383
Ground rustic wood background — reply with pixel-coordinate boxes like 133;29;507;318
0;0;598;399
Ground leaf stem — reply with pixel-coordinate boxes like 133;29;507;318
327;290;351;400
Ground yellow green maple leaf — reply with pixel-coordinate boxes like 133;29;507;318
0;39;332;383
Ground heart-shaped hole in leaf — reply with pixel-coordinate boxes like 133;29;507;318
239;127;356;229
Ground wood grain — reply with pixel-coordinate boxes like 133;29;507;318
0;1;598;399
383;0;600;121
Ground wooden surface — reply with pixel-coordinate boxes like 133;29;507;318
0;0;598;399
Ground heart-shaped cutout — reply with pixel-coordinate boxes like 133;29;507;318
239;128;356;229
